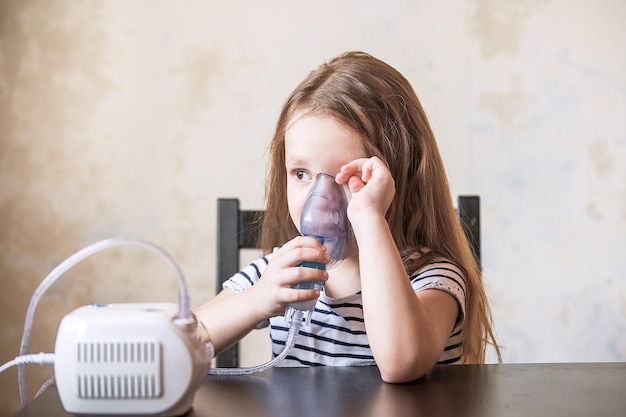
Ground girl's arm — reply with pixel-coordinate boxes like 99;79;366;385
337;157;459;383
194;287;268;356
353;211;458;382
194;236;330;355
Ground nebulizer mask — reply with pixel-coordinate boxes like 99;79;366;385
208;172;352;375
285;172;353;326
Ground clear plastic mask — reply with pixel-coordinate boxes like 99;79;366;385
299;173;353;268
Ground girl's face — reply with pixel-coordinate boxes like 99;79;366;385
284;113;367;233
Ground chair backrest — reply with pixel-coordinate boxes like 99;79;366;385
216;199;263;367
215;195;481;367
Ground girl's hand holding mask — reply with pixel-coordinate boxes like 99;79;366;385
335;157;395;226
251;236;329;319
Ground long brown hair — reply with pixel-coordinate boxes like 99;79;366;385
261;51;500;363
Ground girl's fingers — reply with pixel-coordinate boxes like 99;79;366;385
279;288;321;304
273;236;330;267
272;262;328;288
336;158;369;183
348;175;366;192
336;157;385;184
361;158;375;182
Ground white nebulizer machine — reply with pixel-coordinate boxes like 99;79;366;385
3;238;212;416
2;173;353;411
53;302;210;415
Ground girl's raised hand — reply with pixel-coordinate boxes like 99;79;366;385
335;156;395;222
250;236;329;319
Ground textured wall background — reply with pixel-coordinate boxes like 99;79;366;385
1;0;624;414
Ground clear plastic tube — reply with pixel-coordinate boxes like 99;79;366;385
208;310;302;375
18;237;190;406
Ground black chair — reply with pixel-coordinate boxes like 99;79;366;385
216;195;481;368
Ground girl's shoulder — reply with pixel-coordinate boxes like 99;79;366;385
407;247;465;282
409;254;467;322
410;254;466;290
411;256;465;281
222;252;273;292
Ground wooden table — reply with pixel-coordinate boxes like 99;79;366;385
15;362;626;417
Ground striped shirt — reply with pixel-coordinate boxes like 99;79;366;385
223;254;466;367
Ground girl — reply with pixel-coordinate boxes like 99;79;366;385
195;51;500;383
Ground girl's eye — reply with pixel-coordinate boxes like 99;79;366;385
293;169;311;181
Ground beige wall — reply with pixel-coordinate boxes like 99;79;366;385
1;0;625;414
